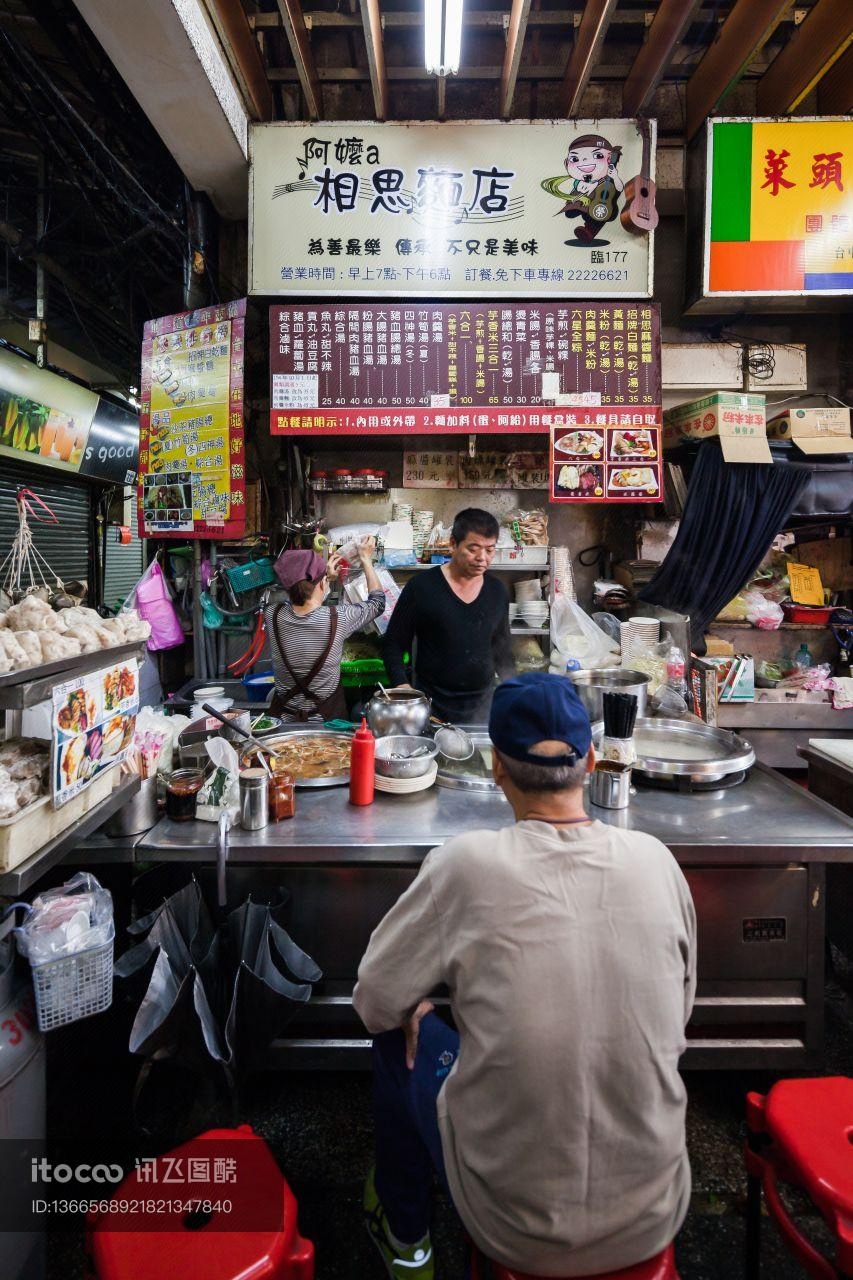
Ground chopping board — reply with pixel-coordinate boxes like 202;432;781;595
808;738;853;769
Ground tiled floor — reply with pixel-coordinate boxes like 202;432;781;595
44;949;853;1280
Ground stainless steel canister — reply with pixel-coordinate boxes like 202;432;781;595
239;768;269;830
588;763;632;810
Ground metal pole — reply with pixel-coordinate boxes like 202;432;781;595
192;541;206;682
35;153;46;368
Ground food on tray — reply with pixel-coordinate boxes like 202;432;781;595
0;742;49;819
0;598;151;675
554;430;604;457
609;467;658;492
245;734;352;781
504;509;548;546
555;464;604;496
103;665;136;710
610;429;656;458
57;688;97;733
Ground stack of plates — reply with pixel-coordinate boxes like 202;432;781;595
619;617;660;664
516;602;550;630
374;762;438;794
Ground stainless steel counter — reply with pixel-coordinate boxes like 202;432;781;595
139;763;853;866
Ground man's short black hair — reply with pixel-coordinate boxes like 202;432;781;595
451;508;500;545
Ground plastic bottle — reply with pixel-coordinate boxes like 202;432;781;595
793;642;812;673
665;644;689;698
349;717;375;806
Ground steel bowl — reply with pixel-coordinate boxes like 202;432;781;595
366;689;432;738
374;735;439;779
568;668;649;721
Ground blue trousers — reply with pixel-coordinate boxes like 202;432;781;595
372;1012;461;1243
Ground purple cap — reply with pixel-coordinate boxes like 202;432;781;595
274;549;327;590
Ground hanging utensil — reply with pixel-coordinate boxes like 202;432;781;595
430;716;475;761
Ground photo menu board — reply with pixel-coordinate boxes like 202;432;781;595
138;299;246;539
270;302;660;435
52;659;139;807
549;408;663;503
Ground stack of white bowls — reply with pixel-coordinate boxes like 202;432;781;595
412;509;435;560
516;601;550;630
392;501;414;523
619;617;660;666
514;579;543;604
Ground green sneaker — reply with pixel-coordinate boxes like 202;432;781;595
363;1165;434;1279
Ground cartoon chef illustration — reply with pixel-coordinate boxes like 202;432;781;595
541;133;625;245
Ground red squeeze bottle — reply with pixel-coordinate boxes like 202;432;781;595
349;717;375;806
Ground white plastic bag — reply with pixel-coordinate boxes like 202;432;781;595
345;566;401;636
551;598;619;669
743;590;784;631
16;872;113;964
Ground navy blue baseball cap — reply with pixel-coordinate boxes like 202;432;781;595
489;671;592;766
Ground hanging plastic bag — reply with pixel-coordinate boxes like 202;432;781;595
124;559;184;650
551;598;619;669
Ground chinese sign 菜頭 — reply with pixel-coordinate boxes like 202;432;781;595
702;117;853;299
270;302;660;435
138;299;247;539
549;408;662;504
52;659;139;806
250;121;655;298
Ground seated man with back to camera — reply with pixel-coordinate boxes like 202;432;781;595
353;671;697;1280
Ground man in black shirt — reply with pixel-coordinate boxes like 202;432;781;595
382;508;516;724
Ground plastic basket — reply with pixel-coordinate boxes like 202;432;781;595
224;558;276;594
30;927;115;1032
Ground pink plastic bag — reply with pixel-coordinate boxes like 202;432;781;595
127;560;184;650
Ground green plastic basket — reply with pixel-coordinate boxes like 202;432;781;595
224;557;277;594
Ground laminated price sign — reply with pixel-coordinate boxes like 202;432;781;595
549;408;663;503
52;659;139;806
138;299;247;539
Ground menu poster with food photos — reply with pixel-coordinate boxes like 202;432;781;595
138;298;246;539
549;408;663;503
270;302;661;435
51;660;139;806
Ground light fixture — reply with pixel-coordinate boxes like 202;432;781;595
425;0;463;76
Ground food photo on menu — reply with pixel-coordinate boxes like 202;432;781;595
609;428;657;458
554;462;605;498
608;466;660;495
553;429;605;458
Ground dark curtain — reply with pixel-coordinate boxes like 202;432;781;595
639;443;811;642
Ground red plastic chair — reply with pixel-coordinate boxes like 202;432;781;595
85;1124;314;1280
745;1076;853;1280
469;1242;680;1280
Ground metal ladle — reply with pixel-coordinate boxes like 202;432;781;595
201;703;276;776
430;717;475;761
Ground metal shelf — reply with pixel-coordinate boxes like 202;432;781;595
0;641;148;711
0;776;141;897
510;625;549;635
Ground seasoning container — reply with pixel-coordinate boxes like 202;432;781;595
311;470;328;491
331;467;353;490
269;763;295;821
588;761;632;810
166;768;204;822
353;467;375;490
239;768;269;830
349;717;375;806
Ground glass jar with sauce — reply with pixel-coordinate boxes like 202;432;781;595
331;467;353;490
166;768;204;821
269;761;295;821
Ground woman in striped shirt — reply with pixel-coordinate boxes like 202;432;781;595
266;539;385;723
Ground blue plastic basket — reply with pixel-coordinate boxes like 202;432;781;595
224;558;277;594
243;670;275;703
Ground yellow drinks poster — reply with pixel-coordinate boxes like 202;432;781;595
138;299;246;539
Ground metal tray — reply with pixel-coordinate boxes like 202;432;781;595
596;717;755;783
0;641;148;710
240;727;353;788
436;722;604;791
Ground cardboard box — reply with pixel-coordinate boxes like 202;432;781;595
663;393;770;463
690;658;718;725
766;406;853;456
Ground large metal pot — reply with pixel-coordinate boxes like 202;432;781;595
568;669;649;721
366;689;431;738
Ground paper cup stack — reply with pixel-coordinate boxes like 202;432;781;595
412;510;435;560
619;617;660;666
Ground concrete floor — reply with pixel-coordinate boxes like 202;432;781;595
44;944;852;1280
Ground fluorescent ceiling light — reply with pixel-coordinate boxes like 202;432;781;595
425;0;463;76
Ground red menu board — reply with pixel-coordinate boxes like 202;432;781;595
270;302;660;435
549;409;663;503
139;299;246;539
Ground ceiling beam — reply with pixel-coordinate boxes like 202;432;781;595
622;0;704;115
275;0;322;119
501;0;533;118
359;0;388;119
756;0;853;113
685;0;793;142
252;7;726;29
266;61;769;83
818;41;853;112
205;0;273;120
562;0;619;116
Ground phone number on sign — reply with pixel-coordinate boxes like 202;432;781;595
563;269;629;282
32;1199;234;1216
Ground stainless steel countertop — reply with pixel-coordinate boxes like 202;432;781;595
138;763;853;866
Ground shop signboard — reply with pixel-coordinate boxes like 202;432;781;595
52;658;139;806
0;347;99;474
270;302;660;435
138;299;246;539
79;398;140;486
549;408;662;503
251;120;656;298
695;117;853;308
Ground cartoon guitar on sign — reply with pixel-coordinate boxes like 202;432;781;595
620;119;658;235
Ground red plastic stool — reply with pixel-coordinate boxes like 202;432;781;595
84;1124;314;1280
745;1076;853;1280
469;1242;680;1280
